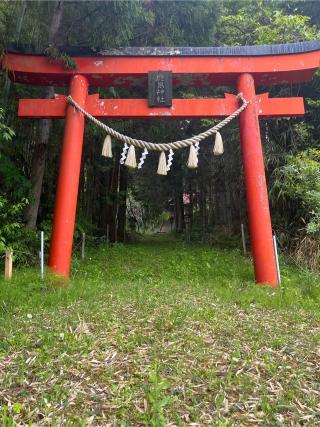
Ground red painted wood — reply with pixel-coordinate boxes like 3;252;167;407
3;51;320;87
237;73;278;287
48;75;88;278
18;93;304;119
5;50;313;285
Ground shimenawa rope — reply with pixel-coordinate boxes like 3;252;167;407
66;93;249;152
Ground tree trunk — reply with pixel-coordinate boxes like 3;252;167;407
48;1;64;44
24;1;64;229
208;178;215;228
174;182;184;233
117;165;128;242
199;182;207;233
25;110;53;228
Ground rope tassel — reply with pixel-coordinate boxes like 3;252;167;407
187;144;198;169
125;145;137;169
213;131;224;156
66;94;249;168
157;152;167;175
102;134;112;158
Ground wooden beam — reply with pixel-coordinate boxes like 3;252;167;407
18;93;304;119
3;50;320;87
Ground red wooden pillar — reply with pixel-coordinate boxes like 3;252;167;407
48;75;88;277
237;73;278;287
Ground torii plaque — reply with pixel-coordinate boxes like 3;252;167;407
3;41;320;287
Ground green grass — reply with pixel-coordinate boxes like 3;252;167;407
0;235;319;426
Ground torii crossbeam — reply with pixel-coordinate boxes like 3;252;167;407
3;41;320;287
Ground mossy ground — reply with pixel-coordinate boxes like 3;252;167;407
0;235;319;426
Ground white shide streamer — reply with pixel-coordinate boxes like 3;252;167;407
167;149;174;172
138;148;148;169
120;143;129;164
67;93;249;152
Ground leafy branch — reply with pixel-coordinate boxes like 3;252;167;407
44;45;77;70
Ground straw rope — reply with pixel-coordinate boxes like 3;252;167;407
67;93;249;152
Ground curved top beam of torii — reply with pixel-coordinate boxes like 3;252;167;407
2;40;320;88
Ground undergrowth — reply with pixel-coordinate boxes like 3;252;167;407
0;235;319;425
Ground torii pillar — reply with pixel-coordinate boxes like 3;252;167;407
238;73;277;286
48;75;88;277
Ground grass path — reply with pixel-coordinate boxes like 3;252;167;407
0;236;319;426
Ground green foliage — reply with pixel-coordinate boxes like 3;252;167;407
1;402;22;427
44;46;77;70
216;0;320;265
144;366;170;426
0;196;29;252
0;4;6;45
0;108;15;143
272;149;320;235
218;0;320;45
0;108;31;255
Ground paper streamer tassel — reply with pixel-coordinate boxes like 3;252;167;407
138;148;148;169
102;135;112;158
187;144;198;169
157;152;167;176
125;145;137;169
120;143;129;164
213;131;224;156
167;149;174;172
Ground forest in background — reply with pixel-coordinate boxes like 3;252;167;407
1;0;320;269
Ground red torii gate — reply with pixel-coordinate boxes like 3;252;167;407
3;41;320;287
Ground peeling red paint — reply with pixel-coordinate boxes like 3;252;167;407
6;49;319;286
18;93;304;119
3;50;320;87
237;73;278;287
